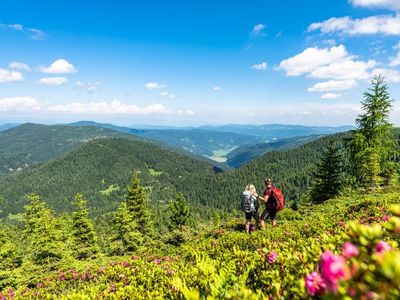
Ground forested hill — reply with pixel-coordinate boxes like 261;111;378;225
0;138;219;217
186;132;350;209
226;134;324;168
0;131;349;217
0;123;145;175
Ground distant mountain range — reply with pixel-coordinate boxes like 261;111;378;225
67;121;354;164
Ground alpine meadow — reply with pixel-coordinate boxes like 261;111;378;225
1;1;400;299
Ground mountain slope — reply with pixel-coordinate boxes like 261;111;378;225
0;138;219;216
69;121;262;162
201;124;353;139
226;134;324;168
0;123;146;175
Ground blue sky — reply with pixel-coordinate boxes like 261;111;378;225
0;0;399;126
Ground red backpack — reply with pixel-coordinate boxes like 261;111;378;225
270;186;285;211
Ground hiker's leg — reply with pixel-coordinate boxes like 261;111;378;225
260;209;267;230
270;209;278;227
254;211;260;230
245;212;251;234
245;220;250;234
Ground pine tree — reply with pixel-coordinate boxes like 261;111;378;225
22;194;69;268
71;194;100;259
109;202;143;255
310;142;343;203
109;172;153;254
169;192;191;228
349;75;398;188
125;172;154;237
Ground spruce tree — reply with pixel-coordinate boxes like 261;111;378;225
169;192;191;228
310;142;342;203
109;202;143;255
349;75;398;188
125;172;154;237
23;194;69;268
71;194;100;259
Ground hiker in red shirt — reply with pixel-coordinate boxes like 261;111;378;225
258;178;282;229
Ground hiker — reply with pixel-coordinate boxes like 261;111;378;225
242;184;259;234
258;178;284;229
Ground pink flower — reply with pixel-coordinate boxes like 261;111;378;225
342;242;359;259
319;250;350;293
382;215;390;222
305;272;326;296
267;252;278;264
122;261;129;267
337;221;345;227
168;270;175;276
131;255;139;260
36;283;43;289
171;286;177;292
376;241;391;254
152;258;161;265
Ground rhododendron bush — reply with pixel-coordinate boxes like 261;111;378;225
0;191;399;299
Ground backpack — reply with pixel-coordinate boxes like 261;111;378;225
270;186;285;211
242;190;256;212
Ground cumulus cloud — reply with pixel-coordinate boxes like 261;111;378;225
389;44;400;66
0;97;195;116
321;93;342;99
309;59;376;80
371;68;400;82
212;86;222;91
0;97;41;112
251;62;268;70
144;82;167;90
45;101;167;115
76;81;101;93
39;77;68;86
0;69;24;83
279;45;349;76
159;91;176;99
350;0;400;10
9;62;31;72
308;79;358;92
39;59;77;74
251;23;266;36
308;15;400;36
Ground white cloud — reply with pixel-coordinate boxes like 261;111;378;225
160;91;176;99
0;97;41;112
371;68;400;82
9;62;31;72
252;23;266;36
0;97;197;116
389;52;400;66
0;23;46;39
76;81;101;93
144;82;167;90
46;101;168;115
321;93;342;99
39;77;68;86
0;69;24;83
308;15;400;36
251;62;268;70
39;59;77;74
309;59;376;80
177;109;195;115
350;0;400;10
279;45;349;76
27;28;46;40
308;79;358;92
212;86;222;91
